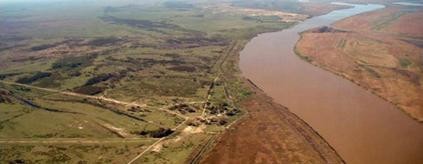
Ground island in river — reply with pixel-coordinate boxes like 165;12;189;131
296;3;423;121
203;2;423;164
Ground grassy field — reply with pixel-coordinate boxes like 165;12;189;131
0;0;306;163
0;0;295;103
0;140;156;163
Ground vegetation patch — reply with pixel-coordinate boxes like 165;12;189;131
30;44;57;51
402;38;423;48
84;73;114;86
394;69;420;85
163;37;228;49
0;73;21;80
52;55;95;70
16;72;52;84
86;37;124;47
99;16;192;34
168;66;196;72
139;128;174;138
399;57;412;68
169;104;197;114
373;12;404;30
73;86;106;95
309;26;347;33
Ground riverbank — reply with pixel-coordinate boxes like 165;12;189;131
189;23;344;163
196;3;379;164
295;6;423;121
199;79;344;163
238;2;423;164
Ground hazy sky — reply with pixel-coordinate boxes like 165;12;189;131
0;0;163;3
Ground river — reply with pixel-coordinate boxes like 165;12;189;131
239;3;423;164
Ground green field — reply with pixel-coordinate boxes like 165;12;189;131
0;0;300;163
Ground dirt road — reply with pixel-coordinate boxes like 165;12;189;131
200;81;344;164
0;81;187;119
0;138;156;144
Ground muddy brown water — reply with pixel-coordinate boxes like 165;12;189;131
240;3;423;164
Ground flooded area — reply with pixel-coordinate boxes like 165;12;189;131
240;3;423;164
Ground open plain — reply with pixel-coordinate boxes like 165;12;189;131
1;0;422;163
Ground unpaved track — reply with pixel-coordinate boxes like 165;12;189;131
0;81;186;119
127;137;167;164
127;119;188;164
0;81;138;106
200;82;344;164
0;81;196;164
0;138;156;144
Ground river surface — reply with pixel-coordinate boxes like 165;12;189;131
239;3;423;164
393;2;423;6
